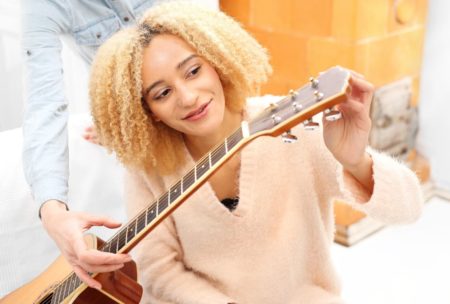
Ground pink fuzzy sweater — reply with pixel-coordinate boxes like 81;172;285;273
125;100;423;304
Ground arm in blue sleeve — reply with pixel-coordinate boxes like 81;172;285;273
21;0;72;207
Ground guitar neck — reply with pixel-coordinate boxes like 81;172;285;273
102;125;249;255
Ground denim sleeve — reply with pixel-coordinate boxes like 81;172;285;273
21;0;72;206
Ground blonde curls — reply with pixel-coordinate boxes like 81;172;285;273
90;1;272;175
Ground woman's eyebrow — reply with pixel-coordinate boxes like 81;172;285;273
177;54;198;70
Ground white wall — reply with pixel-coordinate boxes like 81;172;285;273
416;0;450;191
0;2;23;131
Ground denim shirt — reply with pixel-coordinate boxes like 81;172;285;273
21;0;156;207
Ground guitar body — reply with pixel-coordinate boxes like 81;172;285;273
0;234;142;304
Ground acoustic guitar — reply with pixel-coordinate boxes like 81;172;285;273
0;66;350;304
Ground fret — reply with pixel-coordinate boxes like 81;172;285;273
158;192;169;214
115;233;120;253
196;157;209;179
156;197;159;216
74;274;82;287
108;235;119;254
224;138;228;153
241;121;250;138
61;280;69;299
211;143;226;166
68;275;77;295
126;220;137;243
194;161;197;181
137;212;146;234
208;152;212;168
105;240;113;253
52;284;63;304
227;128;243;150
117;228;127;251
147;204;157;224
182;169;195;194
170;181;182;203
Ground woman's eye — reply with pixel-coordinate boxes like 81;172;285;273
155;88;171;100
187;65;201;78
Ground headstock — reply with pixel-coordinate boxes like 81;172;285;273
249;66;351;140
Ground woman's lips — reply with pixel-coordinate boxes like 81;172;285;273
183;100;211;121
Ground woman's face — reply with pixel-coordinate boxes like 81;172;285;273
141;34;226;138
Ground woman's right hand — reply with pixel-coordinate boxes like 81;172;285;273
39;200;132;289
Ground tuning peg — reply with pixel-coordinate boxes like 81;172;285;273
314;90;324;101
281;130;297;143
303;118;319;131
292;102;303;112
309;77;319;89
288;89;298;100
269;103;278;111
271;114;282;125
324;108;342;121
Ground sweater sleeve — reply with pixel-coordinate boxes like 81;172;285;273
124;170;236;304
335;147;424;224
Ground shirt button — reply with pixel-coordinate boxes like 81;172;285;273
123;16;130;22
96;33;102;39
26;50;32;56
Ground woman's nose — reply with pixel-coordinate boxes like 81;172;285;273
176;84;198;108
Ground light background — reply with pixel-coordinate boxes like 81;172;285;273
0;0;449;303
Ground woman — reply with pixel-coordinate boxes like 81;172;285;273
90;2;423;303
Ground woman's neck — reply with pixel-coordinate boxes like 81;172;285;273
184;108;242;160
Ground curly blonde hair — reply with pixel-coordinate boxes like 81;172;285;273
90;1;272;175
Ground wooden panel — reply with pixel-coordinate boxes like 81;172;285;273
291;0;333;37
388;0;428;32
260;75;290;96
307;38;355;76
220;0;251;24
249;26;309;85
354;27;425;86
250;1;292;32
334;200;366;226
411;76;421;107
332;0;391;40
354;0;390;39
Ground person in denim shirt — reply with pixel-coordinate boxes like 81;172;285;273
21;0;159;289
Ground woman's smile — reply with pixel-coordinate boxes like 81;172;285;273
182;99;212;121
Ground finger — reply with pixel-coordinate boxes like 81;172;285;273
80;262;126;274
84;214;122;229
348;75;374;96
73;265;102;289
348;69;365;79
78;250;132;266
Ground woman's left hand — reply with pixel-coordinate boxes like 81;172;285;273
322;71;374;170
